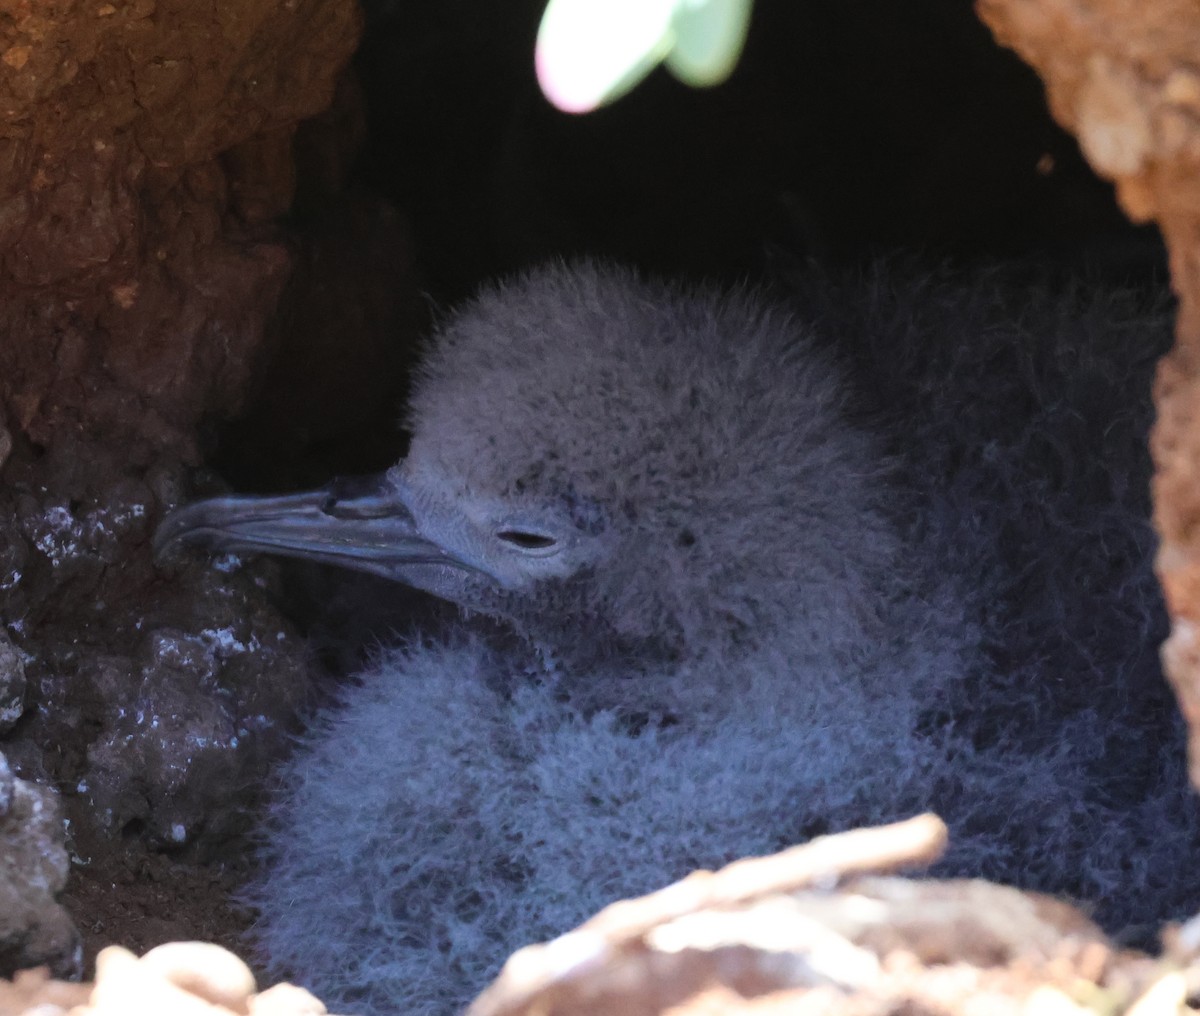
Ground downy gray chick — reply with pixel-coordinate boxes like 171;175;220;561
157;261;1198;1016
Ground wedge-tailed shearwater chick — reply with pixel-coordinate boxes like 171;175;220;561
157;262;1198;1016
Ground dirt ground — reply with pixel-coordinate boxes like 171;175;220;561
61;848;254;973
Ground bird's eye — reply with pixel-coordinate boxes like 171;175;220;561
496;529;558;551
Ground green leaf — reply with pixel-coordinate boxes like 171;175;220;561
536;0;754;113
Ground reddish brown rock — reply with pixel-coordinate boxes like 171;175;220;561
0;0;361;458
0;0;362;968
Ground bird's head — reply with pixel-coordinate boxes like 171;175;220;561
157;263;902;669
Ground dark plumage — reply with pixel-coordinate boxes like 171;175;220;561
158;262;1197;1016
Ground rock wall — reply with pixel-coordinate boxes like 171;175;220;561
976;0;1200;788
0;0;360;455
0;0;361;974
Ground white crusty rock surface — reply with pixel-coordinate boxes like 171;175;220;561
0;750;80;979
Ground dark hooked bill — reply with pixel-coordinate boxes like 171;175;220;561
154;474;483;583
